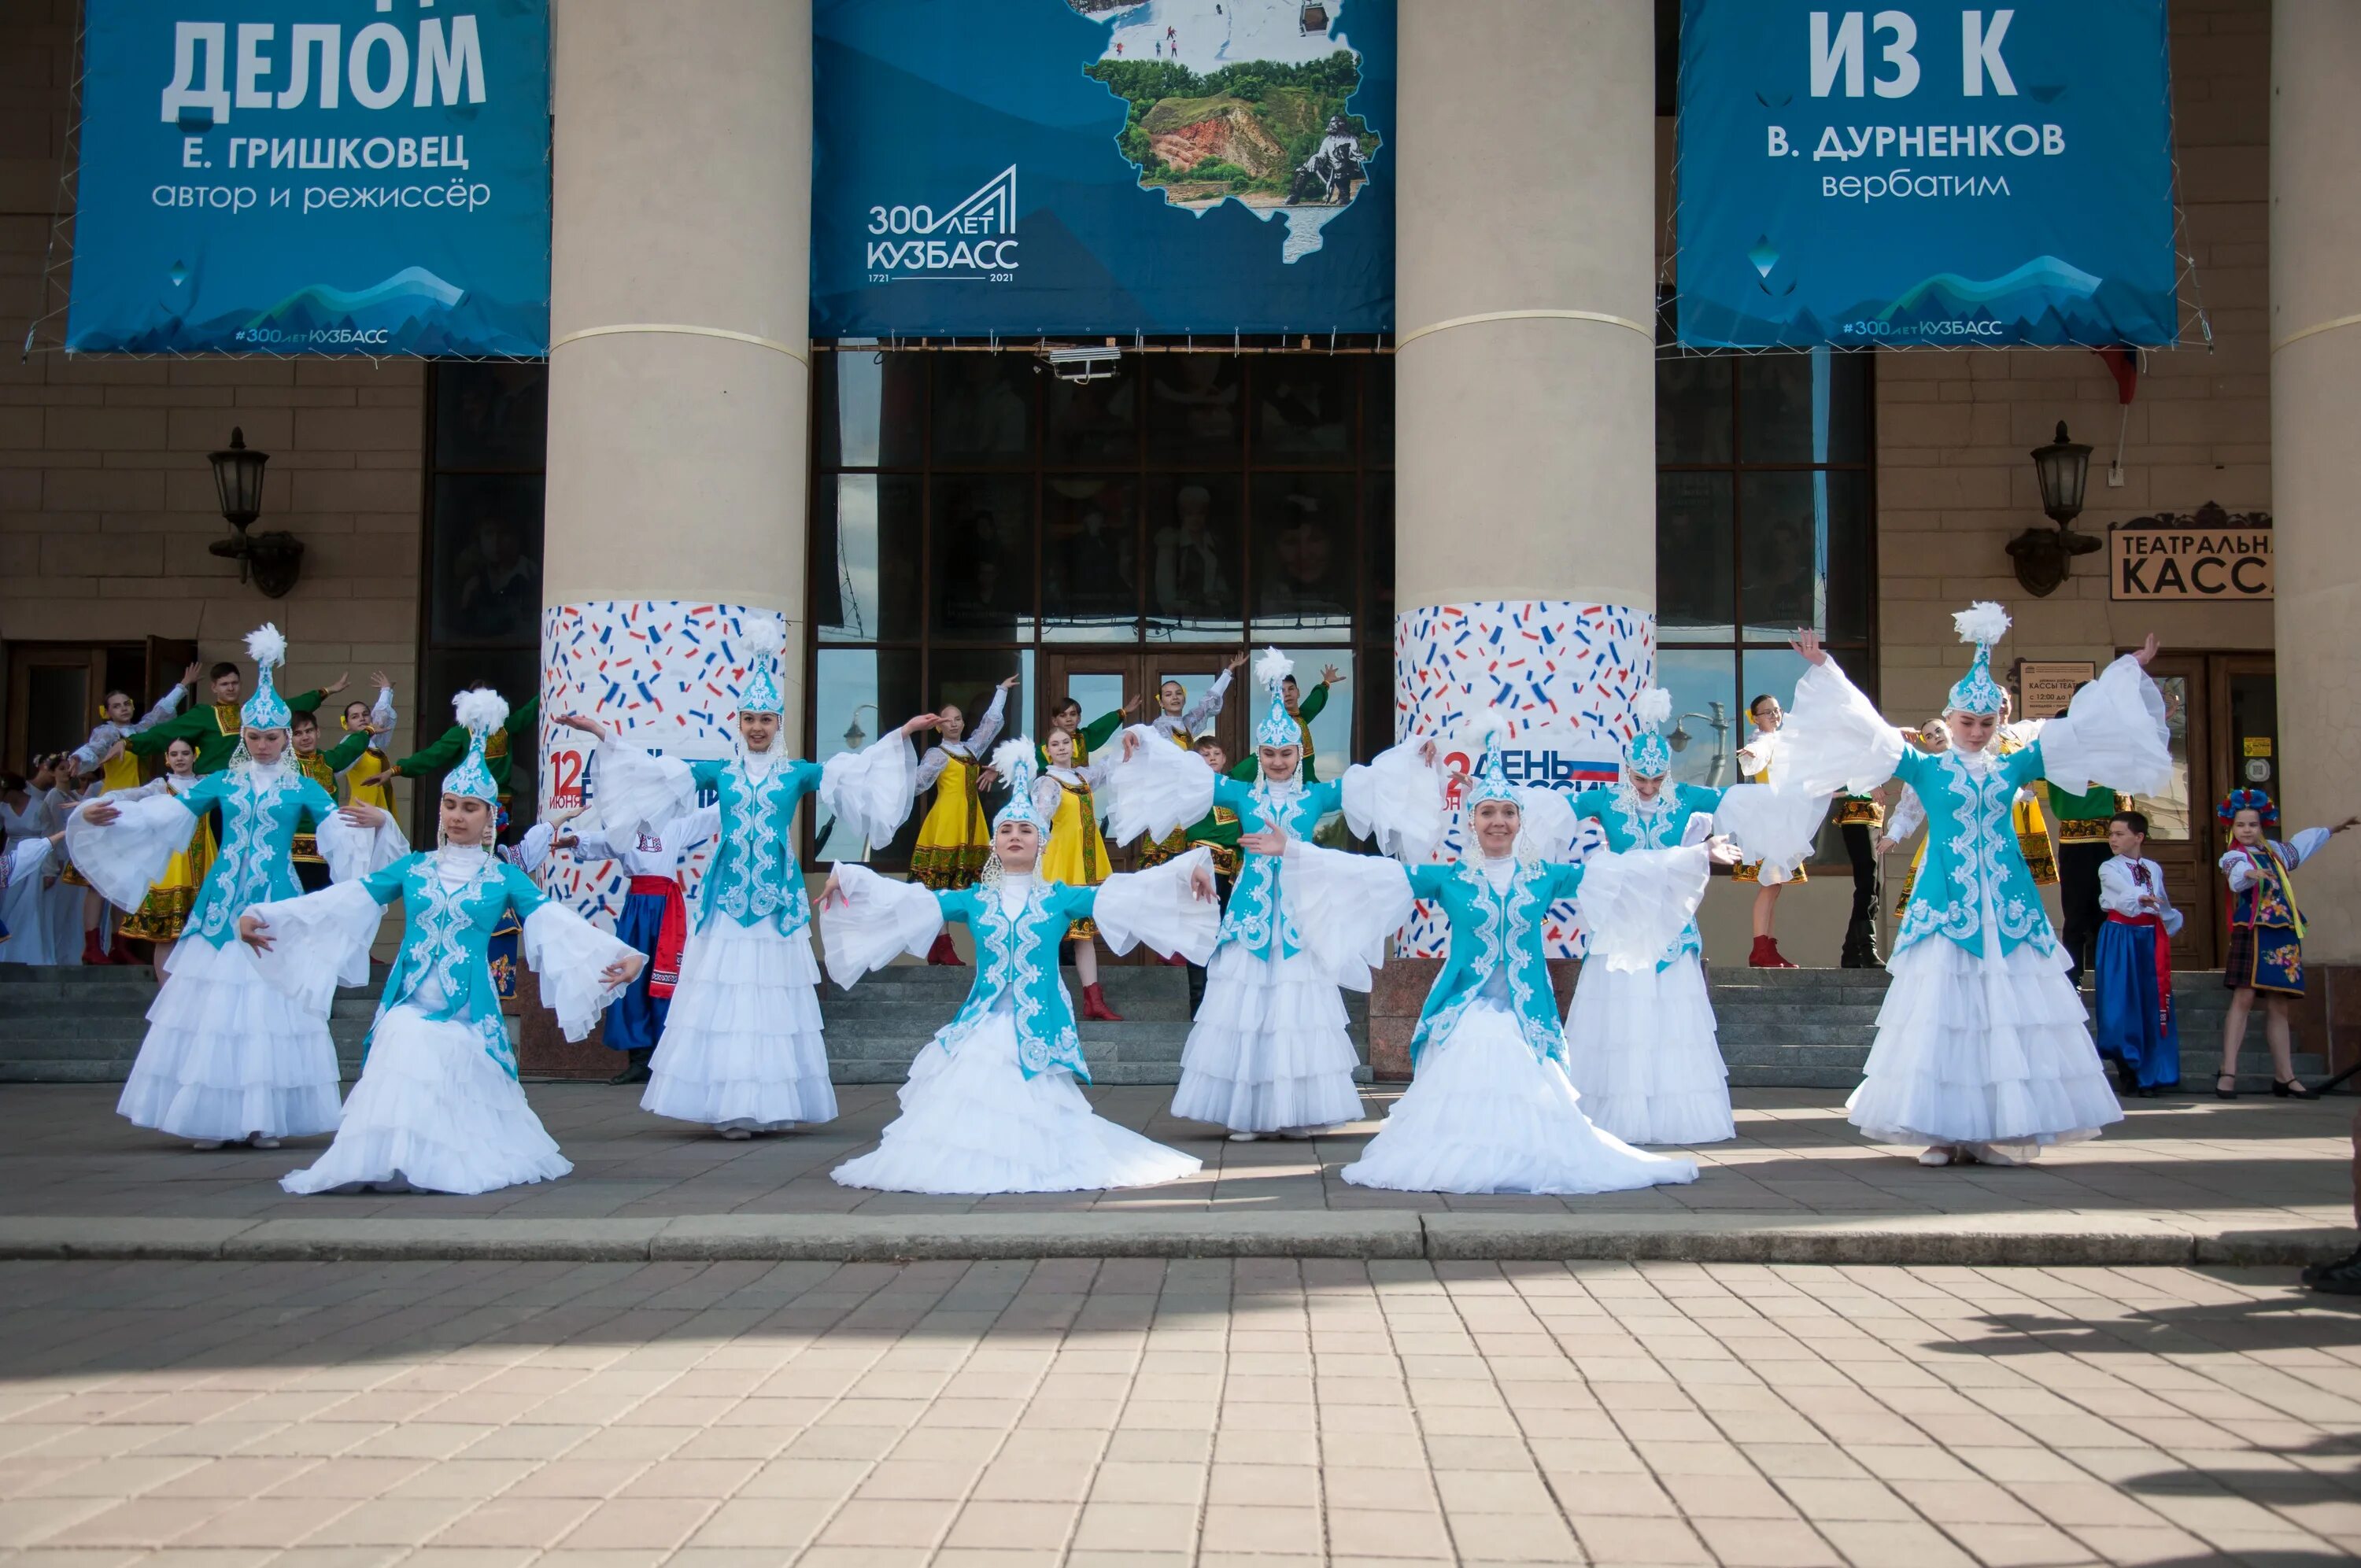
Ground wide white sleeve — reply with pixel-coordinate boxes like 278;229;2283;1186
1184;668;1232;731
246;881;386;1016
1098;725;1217;845
592;737;697;836
966;687;1008;754
818;864;944;988
1513;786;1580;863
2282;827;2335;871
368;683;396;730
818;733;921;850
1710;783;1827;884
1092;846;1222;966
1273;841;1414;993
657;805;719;859
2;836;58;896
1339;743;1447;861
914;744;951;793
2096;858;2144;917
1575;844;1714;975
62;792;200;909
71;724;123;771
2034;655;2171;796
1775;659;1908;798
505;822;557;876
314;808;409;885
1886;786;1925;843
522;902;644;1042
133;685;187;731
565;821;626;862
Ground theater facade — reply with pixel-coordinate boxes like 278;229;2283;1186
3;0;2353;1015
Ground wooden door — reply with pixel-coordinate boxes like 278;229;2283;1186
2130;655;2215;967
6;646;105;773
144;636;199;711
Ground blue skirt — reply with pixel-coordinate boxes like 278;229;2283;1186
602;890;671;1051
2093;920;2178;1089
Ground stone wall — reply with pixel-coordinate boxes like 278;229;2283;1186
0;0;427;790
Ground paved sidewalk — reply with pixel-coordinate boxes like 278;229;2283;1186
2;1086;2352;1266
2;1256;2359;1567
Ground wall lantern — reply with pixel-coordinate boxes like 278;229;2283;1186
206;426;304;598
2006;420;2103;597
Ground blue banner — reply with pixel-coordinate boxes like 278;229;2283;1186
67;0;549;356
1676;1;2178;348
813;0;1393;338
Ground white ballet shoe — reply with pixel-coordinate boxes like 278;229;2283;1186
1916;1146;1953;1167
719;1127;754;1141
248;1137;280;1149
190;1140;224;1151
1227;1131;1261;1143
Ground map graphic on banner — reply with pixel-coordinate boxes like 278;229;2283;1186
1675;0;2178;349
813;0;1394;338
67;0;550;357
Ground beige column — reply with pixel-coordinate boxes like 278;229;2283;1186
541;0;813;737
1393;1;1657;617
2270;2;2361;962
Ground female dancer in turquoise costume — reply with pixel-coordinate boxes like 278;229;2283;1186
238;692;646;1196
68;625;408;1150
556;613;933;1138
820;737;1221;1195
1276;712;1720;1196
1561;687;1823;1146
1097;649;1447;1142
1778;604;2170;1165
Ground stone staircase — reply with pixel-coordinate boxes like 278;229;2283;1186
1708;965;2331;1093
0;961;2327;1094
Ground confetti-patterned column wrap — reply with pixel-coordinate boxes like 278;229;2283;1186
538;601;774;926
1394;601;1656;959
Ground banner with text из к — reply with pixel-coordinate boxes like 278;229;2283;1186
1675;1;2178;349
67;0;549;356
812;0;1394;338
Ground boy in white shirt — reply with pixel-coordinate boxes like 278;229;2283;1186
2093;810;2183;1097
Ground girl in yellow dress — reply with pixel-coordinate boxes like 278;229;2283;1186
113;736;213;982
1033;729;1125;1022
337;675;400;812
910;674;1016;963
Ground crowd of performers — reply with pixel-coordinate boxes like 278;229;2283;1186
17;601;2355;1238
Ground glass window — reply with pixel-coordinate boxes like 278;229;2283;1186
811;648;924;864
1656;357;1733;465
926;647;1033;801
929;477;1035;642
1254;357;1356;463
1365;360;1394;467
428;474;544;647
819;351;924;469
815;474;922;644
2133;674;2193;843
1042;475;1140;642
1146;355;1244;466
1046;365;1140;466
932;355;1035;466
1288;648;1358;773
1738;349;1868;464
434;363;548;470
1251;473;1354;642
1144;474;1243;640
1657;472;1735;640
1655;649;1741;789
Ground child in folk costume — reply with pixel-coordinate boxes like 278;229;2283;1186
240;692;646;1196
1275;715;1715;1196
334;677;401;814
0;758;72;966
1733;692;1804;968
1134;652;1247;870
819;738;1219;1195
1038;693;1140;769
1036;725;1127;1021
1561;689;1823;1146
1779;607;2170;1165
115;737;213;983
557;804;719;1087
911;673;1018;965
554;613;928;1138
62;664;198;965
2093;810;2183;1098
286;707;381;892
68;625;408;1149
1100;649;1448;1142
2212;789;2358;1101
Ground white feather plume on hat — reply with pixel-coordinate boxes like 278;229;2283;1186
1254;647;1294;689
1953;601;2011;647
453;688;510;736
1631;686;1674;729
991;738;1033;779
741;613;787;659
243;622;286;670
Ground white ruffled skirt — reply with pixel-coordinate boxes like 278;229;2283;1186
116;935;342;1142
280;1004;570;1195
644;915;837;1131
1564;951;1735;1146
1171;942;1365;1134
1848;933;2123;1152
833;1009;1201;1194
1343;1000;1699;1195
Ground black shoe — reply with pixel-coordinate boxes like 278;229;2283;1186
608;1048;653;1087
2114;1061;2140;1097
2304;1245;2361;1293
2274;1078;2321;1100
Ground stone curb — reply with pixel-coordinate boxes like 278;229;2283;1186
0;1215;2344;1267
